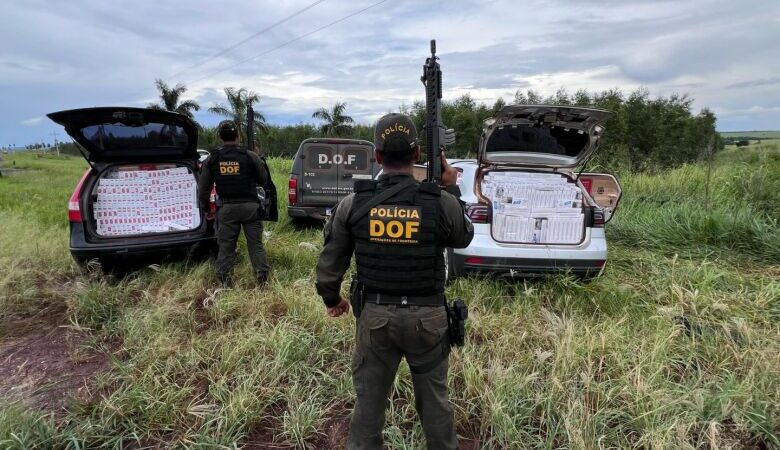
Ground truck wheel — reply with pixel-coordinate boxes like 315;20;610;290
291;217;321;229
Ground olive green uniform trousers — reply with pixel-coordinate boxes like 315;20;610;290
216;202;269;279
348;303;457;450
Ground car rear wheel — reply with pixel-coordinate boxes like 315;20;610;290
74;256;100;273
444;248;457;284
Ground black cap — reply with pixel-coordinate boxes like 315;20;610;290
217;120;238;141
374;113;417;151
217;120;237;133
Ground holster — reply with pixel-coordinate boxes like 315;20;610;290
349;279;365;319
446;298;468;347
256;187;268;220
410;297;467;376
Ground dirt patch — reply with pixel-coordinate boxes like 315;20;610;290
242;402;350;449
0;315;113;413
311;414;350;449
242;435;294;450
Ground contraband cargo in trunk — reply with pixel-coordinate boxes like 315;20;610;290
482;171;585;244
93;165;200;237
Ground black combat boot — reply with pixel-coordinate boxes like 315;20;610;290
256;271;269;288
218;274;233;289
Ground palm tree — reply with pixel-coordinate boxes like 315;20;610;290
208;87;267;143
312;102;354;137
148;79;200;119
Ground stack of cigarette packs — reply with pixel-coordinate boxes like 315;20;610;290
483;171;584;244
94;167;201;236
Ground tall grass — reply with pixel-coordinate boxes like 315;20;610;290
1;147;778;449
610;145;780;263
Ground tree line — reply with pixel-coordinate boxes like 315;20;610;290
400;88;722;171
60;79;724;171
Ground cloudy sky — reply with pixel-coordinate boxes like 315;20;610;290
2;0;778;146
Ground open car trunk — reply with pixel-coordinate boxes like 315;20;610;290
47;107;205;238
88;163;201;237
481;170;586;244
477;105;612;245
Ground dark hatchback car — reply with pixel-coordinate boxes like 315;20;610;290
48;107;216;270
287;138;378;223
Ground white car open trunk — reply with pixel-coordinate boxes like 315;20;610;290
475;105;614;245
90;164;201;237
480;169;586;245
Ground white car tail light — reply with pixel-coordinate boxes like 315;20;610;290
591;208;605;227
465;202;490;223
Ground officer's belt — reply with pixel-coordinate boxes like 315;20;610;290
363;291;445;307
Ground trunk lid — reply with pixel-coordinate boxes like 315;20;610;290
479;105;612;168
47;107;199;163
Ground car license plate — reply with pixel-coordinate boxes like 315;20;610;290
325;207;333;216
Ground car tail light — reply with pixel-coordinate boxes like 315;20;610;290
464;256;484;265
595;260;606;268
591;208;605;228
68;170;91;223
465;202;490;223
288;177;298;205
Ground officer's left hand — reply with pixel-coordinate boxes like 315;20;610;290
326;298;351;318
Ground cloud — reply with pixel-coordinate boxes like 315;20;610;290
1;0;779;142
21;117;43;126
726;77;780;90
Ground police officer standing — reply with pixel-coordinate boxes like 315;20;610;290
316;113;474;449
198;120;271;287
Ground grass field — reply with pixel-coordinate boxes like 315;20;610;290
0;144;778;449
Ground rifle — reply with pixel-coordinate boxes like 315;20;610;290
246;101;256;154
420;39;455;184
247;99;279;222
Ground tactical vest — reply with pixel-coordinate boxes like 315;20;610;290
350;180;445;296
208;146;258;203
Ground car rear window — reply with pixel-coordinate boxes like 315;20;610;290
341;146;370;172
82;123;190;152
486;125;589;157
306;145;335;171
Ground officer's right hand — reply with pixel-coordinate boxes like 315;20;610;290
440;152;459;187
326;298;350;318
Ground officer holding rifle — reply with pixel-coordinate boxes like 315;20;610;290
316;108;473;448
